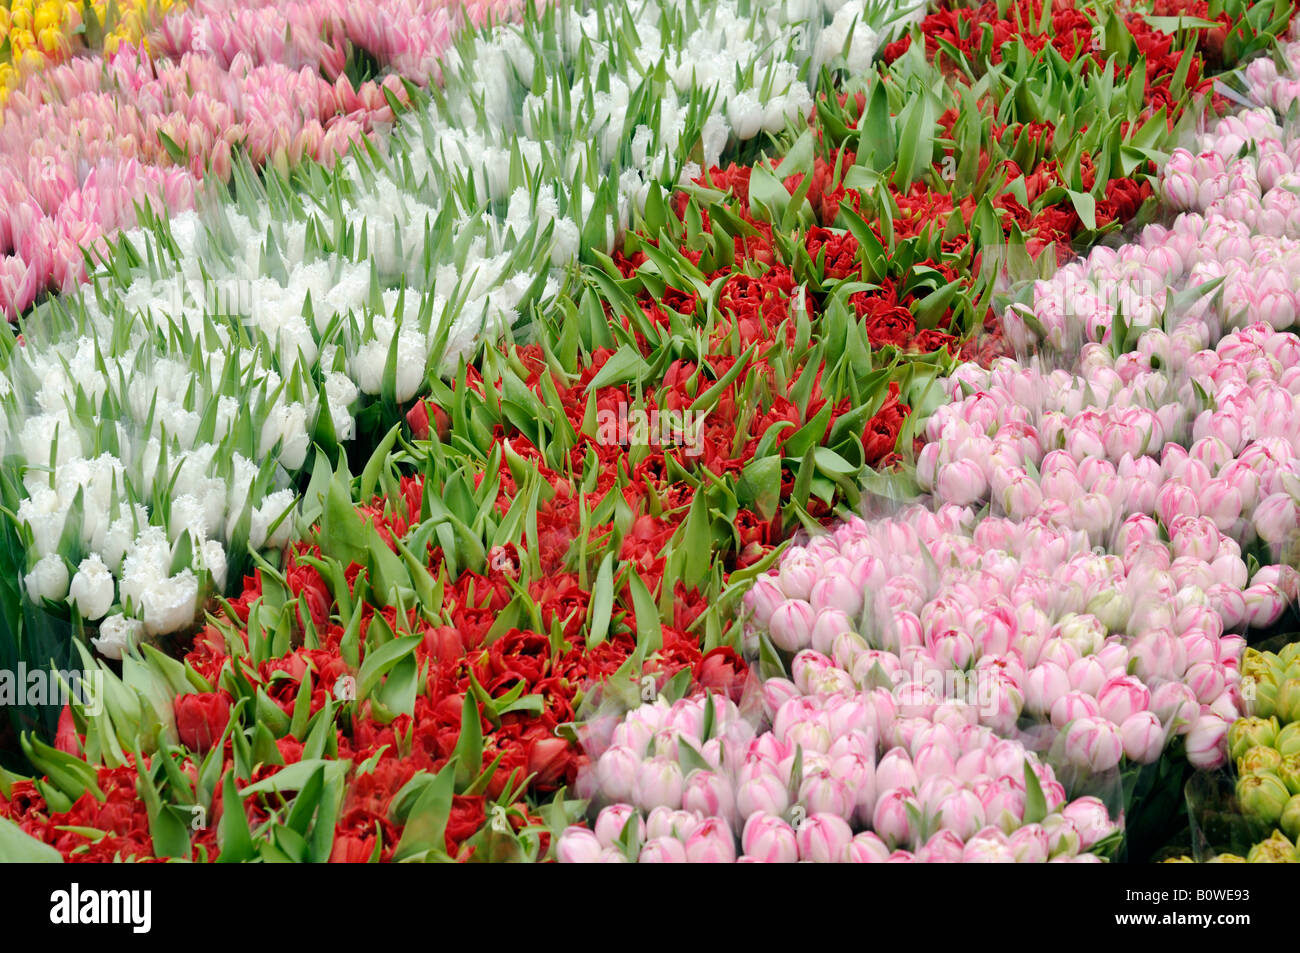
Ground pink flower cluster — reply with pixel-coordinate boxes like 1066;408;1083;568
151;0;532;85
0;0;532;319
557;676;1117;862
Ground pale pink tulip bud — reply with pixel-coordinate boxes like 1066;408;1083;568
682;770;735;826
557;827;603;863
1096;675;1151;725
1254;492;1300;548
937;459;989;506
778;553;819;601
741;813;798;863
745;577;785;628
796;813;854;862
1051;690;1102;729
844;831;891;862
978;776;1027;832
684;817;736;863
1119;710;1166;763
809;573;863;618
594;803;645;848
1043;815;1082;858
1067;656;1107;696
1252;564;1300;602
1063;717;1124;772
768;598;817;652
1242;582;1289;628
1008;824;1050;863
595;745;640;802
961;832;1017;863
875;747;918;793
1061;797;1115;850
1184;713;1229;769
792;650;837;696
799;770;855;821
1184;661;1227;705
645;807;703;841
735;769;790;819
872;789;917;849
761;679;800;722
633;758;684;811
1024;662;1070;717
1156;482;1200;526
916;829;966;863
810;608;855;655
1129;629;1187;682
638;837;688;862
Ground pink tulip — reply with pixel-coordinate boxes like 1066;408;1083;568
795;813;854;863
683;817;736;863
1063;717;1124;772
557;827;603;863
638;837;688;863
741;813;798;863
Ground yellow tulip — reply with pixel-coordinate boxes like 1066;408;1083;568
33;4;59;34
37;25;67;54
12;28;36;53
20;46;44;71
10;8;33;32
0;10;11;37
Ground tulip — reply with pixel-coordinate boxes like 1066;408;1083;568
594;804;645;849
1276;678;1300;724
1278;755;1300;796
844;831;891;862
795;813;853;863
644;807;702;842
1061;797;1115;850
1062;717;1124;773
735;772;790;820
1119;711;1166;763
768;599;816;652
872;789;916;849
1185;713;1230;769
933;789;985;842
1237;745;1283;777
1237;773;1292;825
638;837;688;863
916;829;966;863
798;770;855;821
633;758;684;812
1008;824;1049;863
741;813;798;863
1277;723;1300;758
1246;830;1298;863
683;817;736;863
682;770;735;826
557;828;603;863
1282;795;1300;841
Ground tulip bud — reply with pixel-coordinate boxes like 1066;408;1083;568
741;813;798;863
1119;710;1166;763
633;758;684;811
844;831;891;862
768;599;816;652
594;804;645;849
1185;713;1230;769
1282;794;1300;841
1246;829;1298;863
1236;773;1292;825
1276;679;1300;724
556;827;603;863
795;813;854;862
872;788;916;849
1231;717;1282;765
1062;717;1124;772
683;817;736;863
1237;745;1283;777
638;837;688;863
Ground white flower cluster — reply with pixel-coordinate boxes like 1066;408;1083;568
1;0;916;648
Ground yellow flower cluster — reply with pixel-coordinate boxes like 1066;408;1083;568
0;0;181;108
